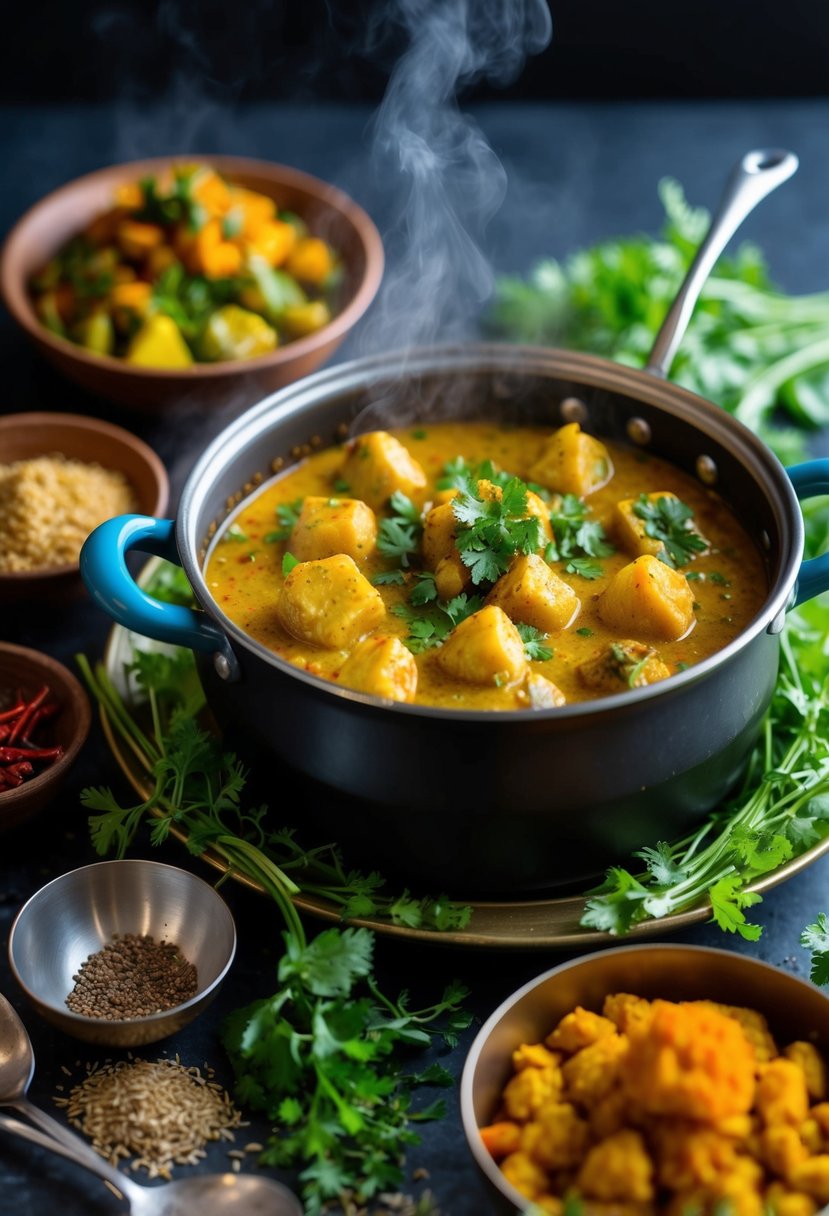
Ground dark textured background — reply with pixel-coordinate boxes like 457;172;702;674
2;3;829;1213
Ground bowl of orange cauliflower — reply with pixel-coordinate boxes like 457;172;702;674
461;944;829;1216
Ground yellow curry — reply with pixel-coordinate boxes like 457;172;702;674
204;421;767;711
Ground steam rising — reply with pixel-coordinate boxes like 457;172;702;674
362;0;552;357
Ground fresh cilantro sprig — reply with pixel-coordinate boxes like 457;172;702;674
632;494;707;568
516;624;554;662
265;498;305;544
801;914;829;986
546;494;615;562
581;607;829;940
222;931;470;1212
391;592;483;654
377;491;423;568
452;475;541;586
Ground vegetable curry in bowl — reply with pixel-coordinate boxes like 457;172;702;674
204;420;767;711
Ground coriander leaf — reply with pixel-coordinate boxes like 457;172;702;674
409;571;438;605
279;926;374;998
708;876;763;940
516;623;554;662
565;557;605;580
377;495;422;568
548;494;615;561
632;494;707;568
452;475;542;587
635;841;688;887
269;498;304;542
801;914;829;986
372;570;406;586
282;552;299;575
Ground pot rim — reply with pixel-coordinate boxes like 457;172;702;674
176;341;802;722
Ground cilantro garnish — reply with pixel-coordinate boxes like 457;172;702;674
282;552;299;575
267;498;304;543
565;557;605;580
391;591;483;654
452;475;542;587
376;491;422;568
223;524;248;543
547;494;615;562
372;570;406;587
516;624;554;662
632;494;707;568
437;456;512;493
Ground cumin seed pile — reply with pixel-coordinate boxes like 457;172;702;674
54;1056;245;1179
66;933;197;1019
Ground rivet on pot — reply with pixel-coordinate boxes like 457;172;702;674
214;653;232;681
696;455;718;485
626;417;651;446
560;396;587;424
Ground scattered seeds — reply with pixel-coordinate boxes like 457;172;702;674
54;1056;245;1179
66;933;197;1020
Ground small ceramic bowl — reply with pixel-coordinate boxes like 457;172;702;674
0;643;92;830
0;155;384;411
460;943;829;1214
8;859;237;1046
0;410;169;601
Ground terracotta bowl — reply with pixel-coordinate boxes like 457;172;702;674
0;155;384;411
0;411;169;601
460;943;829;1214
0;643;92;830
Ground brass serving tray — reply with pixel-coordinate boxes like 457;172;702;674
101;558;829;950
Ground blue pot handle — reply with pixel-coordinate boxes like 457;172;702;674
787;460;829;605
80;515;239;677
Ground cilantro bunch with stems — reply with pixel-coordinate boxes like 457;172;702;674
581;604;829;940
76;631;471;1209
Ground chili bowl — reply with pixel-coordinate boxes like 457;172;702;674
0;643;92;831
0;155;384;411
79;343;829;895
8;859;237;1047
460;942;829;1214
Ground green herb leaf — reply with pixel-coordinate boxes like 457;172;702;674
377;493;422;568
452;475;542;587
565;557;605;580
282;552;299;575
632;494;707;568
516;623;554;662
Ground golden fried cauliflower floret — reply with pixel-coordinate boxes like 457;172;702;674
756;1060;810;1128
529;422;614;497
789;1156;829;1204
513;1042;562;1072
766;1181;819;1216
598;554;696;641
503;1062;564;1120
612;492;702;559
337;636;417;702
562;1034;628;1109
500;1150;550;1201
341;430;427;511
486;554;580;633
546;1007;618;1054
693;1001;778;1063
288;495;378;563
654;1123;755;1190
521;1102;590;1169
588;1088;630;1140
576;1129;655;1202
577;640;672;692
513;671;567;710
800;1117;823;1154
761;1124;810;1179
619;1000;756;1122
277;554;385;649
785;1043;827;1101
437;605;527;687
602;993;652;1035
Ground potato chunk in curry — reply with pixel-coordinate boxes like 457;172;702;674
337;635;418;703
613;491;706;561
288;495;377;563
599;555;695;641
277;554;385;649
341;430;427;511
487;554;580;634
578;640;672;692
529;422;613;497
437;605;527;687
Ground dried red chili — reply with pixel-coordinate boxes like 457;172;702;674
0;685;62;792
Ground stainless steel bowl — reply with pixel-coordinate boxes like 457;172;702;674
8;859;237;1046
460;943;829;1214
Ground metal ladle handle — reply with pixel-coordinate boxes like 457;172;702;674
0;1106;136;1206
645;148;798;378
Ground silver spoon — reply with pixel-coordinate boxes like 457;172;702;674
0;994;302;1216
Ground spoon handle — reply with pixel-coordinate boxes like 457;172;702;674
0;1107;134;1206
645;148;798;378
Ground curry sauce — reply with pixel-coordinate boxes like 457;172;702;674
204;421;768;711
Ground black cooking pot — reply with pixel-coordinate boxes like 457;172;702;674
80;343;829;892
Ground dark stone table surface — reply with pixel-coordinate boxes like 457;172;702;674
1;99;829;1215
